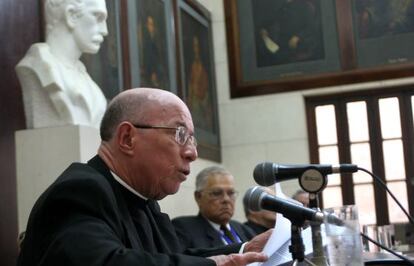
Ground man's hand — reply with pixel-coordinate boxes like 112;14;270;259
244;229;273;253
208;252;268;266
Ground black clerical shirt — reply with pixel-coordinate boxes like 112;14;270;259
18;155;242;266
121;185;183;254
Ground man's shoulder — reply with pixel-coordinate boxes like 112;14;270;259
172;215;200;224
59;161;106;182
172;215;211;232
26;160;112;216
230;219;257;239
229;219;248;231
43;161;113;201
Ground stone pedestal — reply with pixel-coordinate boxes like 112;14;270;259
15;125;100;231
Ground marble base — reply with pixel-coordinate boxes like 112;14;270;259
15;125;100;231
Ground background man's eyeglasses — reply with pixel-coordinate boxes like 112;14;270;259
200;189;239;200
132;124;197;147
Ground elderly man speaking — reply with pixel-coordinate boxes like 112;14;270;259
18;88;271;266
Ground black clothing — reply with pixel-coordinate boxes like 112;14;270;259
172;214;255;249
18;156;239;266
244;220;270;235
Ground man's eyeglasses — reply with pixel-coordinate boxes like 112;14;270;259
200;189;239;200
132;124;197;147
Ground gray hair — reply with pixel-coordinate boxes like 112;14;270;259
242;189;251;216
44;0;85;34
100;90;151;141
195;166;232;191
292;189;308;200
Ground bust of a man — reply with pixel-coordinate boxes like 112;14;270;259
16;0;108;128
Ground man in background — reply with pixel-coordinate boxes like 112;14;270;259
292;189;309;207
173;166;256;249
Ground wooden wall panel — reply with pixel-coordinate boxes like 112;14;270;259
0;1;41;265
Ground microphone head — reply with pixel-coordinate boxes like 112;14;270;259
245;186;266;211
325;212;345;226
253;162;276;186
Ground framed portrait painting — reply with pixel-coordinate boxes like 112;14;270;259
126;0;177;93
351;0;414;68
225;0;414;98
81;0;124;99
225;0;341;97
175;0;221;161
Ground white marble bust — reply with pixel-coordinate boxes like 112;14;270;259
16;0;108;129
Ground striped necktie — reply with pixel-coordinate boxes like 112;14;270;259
220;224;237;244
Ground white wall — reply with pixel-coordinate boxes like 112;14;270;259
160;0;414;222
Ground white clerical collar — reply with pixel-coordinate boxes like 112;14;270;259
111;171;148;200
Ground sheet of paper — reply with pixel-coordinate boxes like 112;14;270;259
249;184;314;266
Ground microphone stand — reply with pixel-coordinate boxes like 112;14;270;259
298;168;329;266
289;220;315;266
308;193;329;266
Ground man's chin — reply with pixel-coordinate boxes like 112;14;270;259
159;184;181;199
218;214;233;222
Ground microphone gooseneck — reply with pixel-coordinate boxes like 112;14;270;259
253;162;358;186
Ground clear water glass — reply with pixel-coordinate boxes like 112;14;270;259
324;205;364;266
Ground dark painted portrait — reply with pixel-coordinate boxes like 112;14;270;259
252;0;325;67
137;0;170;90
355;0;414;39
181;11;216;134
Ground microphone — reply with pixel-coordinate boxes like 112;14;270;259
245;186;344;226
253;162;358;186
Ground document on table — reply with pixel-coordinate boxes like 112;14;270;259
248;184;314;266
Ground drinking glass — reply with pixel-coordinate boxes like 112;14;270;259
324;205;364;266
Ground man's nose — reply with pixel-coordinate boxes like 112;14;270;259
183;143;197;162
222;191;233;201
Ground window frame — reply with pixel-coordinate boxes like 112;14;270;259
306;85;414;225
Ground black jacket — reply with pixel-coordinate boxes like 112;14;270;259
18;156;240;266
172;214;255;249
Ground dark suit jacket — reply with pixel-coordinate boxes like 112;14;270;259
18;156;240;266
172;214;256;249
244;220;270;235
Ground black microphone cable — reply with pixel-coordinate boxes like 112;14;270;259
358;167;414;264
360;232;414;265
358;167;414;225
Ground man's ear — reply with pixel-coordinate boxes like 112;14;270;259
117;123;135;155
194;191;202;203
65;5;78;29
